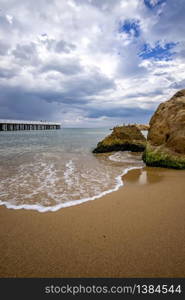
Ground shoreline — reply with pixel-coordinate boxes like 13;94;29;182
0;167;185;277
0;165;143;213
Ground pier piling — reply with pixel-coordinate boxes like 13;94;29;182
0;120;61;131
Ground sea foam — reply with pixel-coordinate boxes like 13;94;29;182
0;165;142;212
0;129;144;213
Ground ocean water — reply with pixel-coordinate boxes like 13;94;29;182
0;128;144;212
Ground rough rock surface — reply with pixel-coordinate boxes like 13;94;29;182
93;125;146;153
143;89;185;169
135;124;150;131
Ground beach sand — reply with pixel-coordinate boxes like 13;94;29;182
0;167;185;277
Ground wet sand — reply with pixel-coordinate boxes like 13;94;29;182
0;167;185;277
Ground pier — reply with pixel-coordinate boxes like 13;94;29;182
0;119;61;131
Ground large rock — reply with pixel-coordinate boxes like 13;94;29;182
143;89;185;169
135;124;150;131
93;125;146;153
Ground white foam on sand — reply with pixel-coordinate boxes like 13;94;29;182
0;165;143;213
64;160;75;186
109;151;142;163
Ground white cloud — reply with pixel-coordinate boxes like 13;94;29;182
0;0;185;126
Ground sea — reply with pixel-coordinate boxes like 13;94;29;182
0;128;145;212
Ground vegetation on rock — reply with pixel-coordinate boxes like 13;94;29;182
142;144;185;169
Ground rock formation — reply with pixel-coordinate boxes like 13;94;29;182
93;125;146;153
143;89;185;169
135;124;150;131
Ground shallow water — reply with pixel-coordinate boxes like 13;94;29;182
0;128;144;212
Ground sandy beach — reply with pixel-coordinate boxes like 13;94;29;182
0;167;185;278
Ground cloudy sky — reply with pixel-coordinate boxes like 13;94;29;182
0;0;185;127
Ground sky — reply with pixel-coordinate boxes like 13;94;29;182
0;0;185;127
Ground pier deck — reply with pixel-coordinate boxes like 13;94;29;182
0;119;61;131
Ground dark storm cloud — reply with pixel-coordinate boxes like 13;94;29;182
62;71;116;97
40;68;116;102
0;67;115;121
87;106;154;119
0;85;60;121
47;71;114;101
26;89;88;105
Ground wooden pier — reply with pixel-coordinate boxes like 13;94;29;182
0;119;61;131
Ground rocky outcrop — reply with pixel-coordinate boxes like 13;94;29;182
135;124;150;131
143;89;185;169
93;125;146;153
